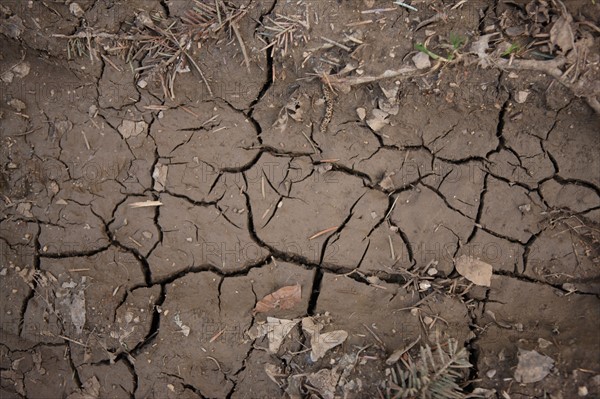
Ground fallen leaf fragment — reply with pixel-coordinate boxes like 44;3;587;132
366;109;390;132
174;313;190;337
152;163;168;191
356;107;366;120
455;255;493;287
253;284;301;314
306;369;339;399
118;120;147;139
311;330;348;361
514;349;554;383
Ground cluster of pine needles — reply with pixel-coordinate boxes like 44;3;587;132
387;338;472;399
56;0;247;99
258;10;310;57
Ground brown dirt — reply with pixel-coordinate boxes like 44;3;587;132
1;0;599;398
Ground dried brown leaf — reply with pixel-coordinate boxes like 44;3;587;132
455;255;493;287
550;14;574;54
253;284;301;314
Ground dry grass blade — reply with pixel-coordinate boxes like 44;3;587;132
308;226;339;240
129;201;163;208
232;22;251;71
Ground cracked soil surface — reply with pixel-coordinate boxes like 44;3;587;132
1;0;599;398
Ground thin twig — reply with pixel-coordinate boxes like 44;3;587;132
232;23;251;71
321;36;352;52
100;54;122;72
362;323;385;346
300;130;318;154
386;335;421;365
184;52;213;96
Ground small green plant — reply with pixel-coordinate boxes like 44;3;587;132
449;33;466;50
502;42;520;57
415;43;443;60
415;33;465;63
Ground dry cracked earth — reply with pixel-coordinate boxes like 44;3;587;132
1;0;599;398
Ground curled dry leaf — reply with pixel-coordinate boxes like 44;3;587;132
253;284;301;314
514;349;554;383
272;97;305;132
302;317;348;361
306;369;339;399
310;330;349;361
247;317;299;353
455;255;493;287
470;33;499;68
550;14;574;54
272;106;289;132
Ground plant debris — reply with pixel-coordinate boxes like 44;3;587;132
53;1;247;99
